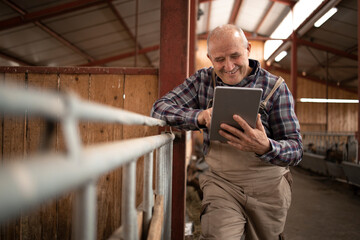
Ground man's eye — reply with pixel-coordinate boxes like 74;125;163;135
231;55;240;59
215;58;224;62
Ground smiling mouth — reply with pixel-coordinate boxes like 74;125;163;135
224;67;239;75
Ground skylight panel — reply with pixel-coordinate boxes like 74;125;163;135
264;0;323;61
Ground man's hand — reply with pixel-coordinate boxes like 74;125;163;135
197;108;213;128
219;114;271;155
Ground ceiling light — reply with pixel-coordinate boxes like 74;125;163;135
264;0;323;60
275;51;287;62
314;7;338;27
299;98;358;103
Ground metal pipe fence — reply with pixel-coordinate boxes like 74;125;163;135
0;83;175;240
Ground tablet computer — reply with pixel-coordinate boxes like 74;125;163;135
209;86;263;142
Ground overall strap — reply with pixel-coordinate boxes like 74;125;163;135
260;77;284;111
206;69;217;109
211;68;216;89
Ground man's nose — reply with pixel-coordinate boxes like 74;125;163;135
224;58;235;71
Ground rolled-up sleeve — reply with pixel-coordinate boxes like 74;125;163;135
150;74;204;131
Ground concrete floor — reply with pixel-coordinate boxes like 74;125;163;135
186;167;360;239
284;167;360;240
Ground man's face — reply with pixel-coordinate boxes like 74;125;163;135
207;32;251;85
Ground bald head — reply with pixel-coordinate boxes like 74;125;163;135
207;24;248;56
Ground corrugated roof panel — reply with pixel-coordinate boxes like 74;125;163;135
61;20;124;43
137;21;160;37
45;52;86;66
114;3;160;31
236;0;269;32
209;0;234;30
0;25;50;49
113;0;136;18
43;5;114;34
0;2;18;21
335;0;357;23
23;45;76;65
106;55;148;67
85;38;134;57
146;51;159;66
0;58;17;66
138;31;160;46
5;37;62;59
124;10;160;36
309;28;356;50
257;2;289;36
322;19;357;40
10;0;74;12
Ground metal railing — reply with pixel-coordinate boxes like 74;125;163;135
0;83;174;240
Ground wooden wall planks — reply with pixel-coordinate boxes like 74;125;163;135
271;70;358;133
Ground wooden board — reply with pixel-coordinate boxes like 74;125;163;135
270;70;357;132
88;74;124;239
57;73;90;240
20;73;58;240
123;74;159;208
147;195;164;240
1;73;25;240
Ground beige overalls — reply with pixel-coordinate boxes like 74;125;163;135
199;76;292;240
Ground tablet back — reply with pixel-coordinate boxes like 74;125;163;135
209;86;263;142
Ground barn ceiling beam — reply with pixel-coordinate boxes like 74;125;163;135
297;39;358;61
0;0;109;31
106;1;152;66
228;0;243;24
305;44;357;75
270;0;296;8
2;0;95;63
79;45;159;66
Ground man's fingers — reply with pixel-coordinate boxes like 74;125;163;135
256;114;266;133
220;123;244;138
219;129;241;143
233;114;251;132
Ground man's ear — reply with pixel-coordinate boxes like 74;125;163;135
247;42;252;56
207;54;214;65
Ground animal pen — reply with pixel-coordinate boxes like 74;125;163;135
0;66;176;240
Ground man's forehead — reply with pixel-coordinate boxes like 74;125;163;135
212;50;241;58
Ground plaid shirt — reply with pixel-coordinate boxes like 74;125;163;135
151;59;303;166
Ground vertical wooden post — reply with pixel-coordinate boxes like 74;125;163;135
160;0;190;97
189;0;198;75
160;1;190;239
357;0;360;163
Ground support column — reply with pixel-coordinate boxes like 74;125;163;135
160;1;190;239
189;0;198;75
357;0;360;163
160;0;190;96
